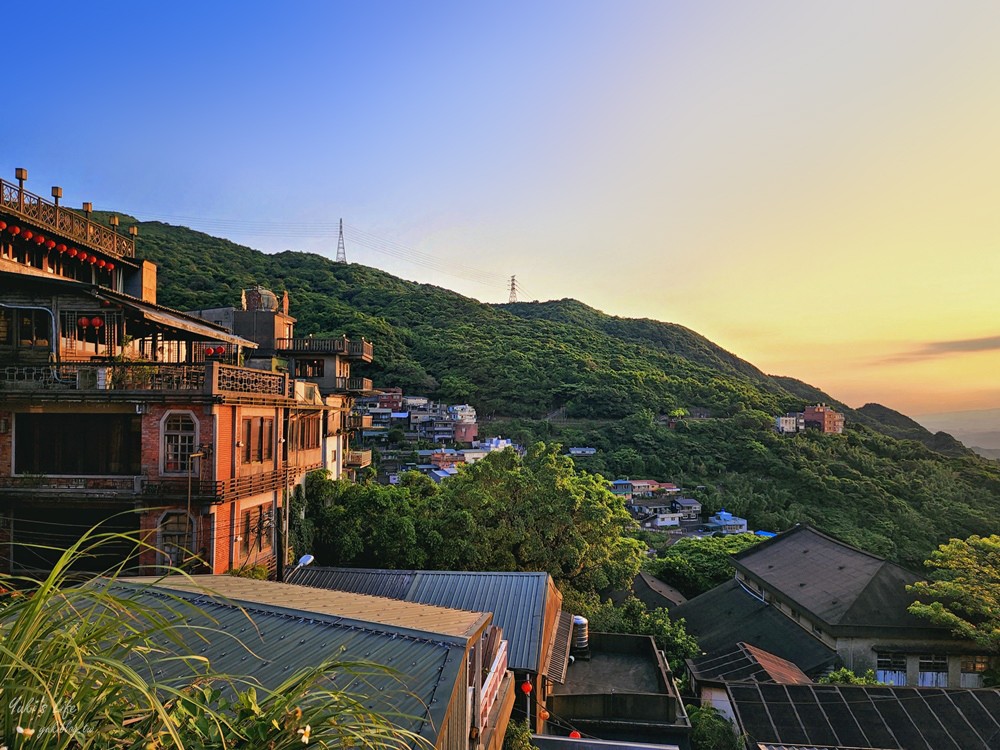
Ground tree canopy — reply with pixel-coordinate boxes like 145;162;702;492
908;534;1000;651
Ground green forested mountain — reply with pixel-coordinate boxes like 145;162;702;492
127;218;1000;565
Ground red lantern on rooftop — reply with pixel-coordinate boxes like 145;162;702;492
90;317;104;328
67;247;78;257
56;243;66;253
44;240;55;250
21;230;32;241
520;681;532;695
77;316;90;328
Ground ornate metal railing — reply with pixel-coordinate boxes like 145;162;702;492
0;476;141;492
0;362;288;396
0;178;135;259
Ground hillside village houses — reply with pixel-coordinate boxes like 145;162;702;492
777;402;846;434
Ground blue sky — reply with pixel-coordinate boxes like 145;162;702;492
6;2;1000;415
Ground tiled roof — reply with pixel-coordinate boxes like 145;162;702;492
730;682;1000;750
289;567;561;674
672;579;839;677
731;525;937;631
111;581;470;746
132;575;489;639
688;642;811;685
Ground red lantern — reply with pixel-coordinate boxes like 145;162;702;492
77;316;90;328
44;240;55;250
77;252;88;262
205;346;215;356
9;226;20;235
34;235;45;245
67;248;78;257
214;345;226;355
0;221;6;231
21;230;32;241
90;317;104;328
100;300;111;308
89;256;98;264
106;262;114;271
56;243;66;253
520;681;532;695
569;731;581;739
539;708;550;721
97;259;106;268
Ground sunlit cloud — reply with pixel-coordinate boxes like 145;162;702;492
876;336;1000;365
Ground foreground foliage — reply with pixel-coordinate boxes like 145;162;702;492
908;534;1000;652
686;705;743;750
0;530;425;750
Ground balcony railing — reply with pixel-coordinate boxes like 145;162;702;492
275;337;373;362
0;475;142;495
348;414;373;429
142;463;324;503
0;362;289;397
345;449;372;468
1;178;135;259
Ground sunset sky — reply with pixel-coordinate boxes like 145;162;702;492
4;2;1000;417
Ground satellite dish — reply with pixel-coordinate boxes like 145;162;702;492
296;554;315;568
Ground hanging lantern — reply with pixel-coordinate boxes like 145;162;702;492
539;708;550;721
56;243;66;253
0;221;6;231
205;346;215;356
97;259;106;268
90;317;104;328
569;731;581;739
214;345;226;355
34;234;45;245
44;240;55;250
106;262;114;271
77;316;90;328
21;230;32;241
9;226;20;235
100;300;111;308
67;248;78;257
88;256;98;264
77;252;88;262
520;681;532;695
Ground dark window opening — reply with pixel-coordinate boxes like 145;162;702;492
16;413;142;475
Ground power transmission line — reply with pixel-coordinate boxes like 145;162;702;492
335;219;347;264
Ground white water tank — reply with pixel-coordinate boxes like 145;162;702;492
572;615;589;651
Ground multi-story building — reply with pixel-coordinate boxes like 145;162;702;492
0;170;372;577
802;403;845;434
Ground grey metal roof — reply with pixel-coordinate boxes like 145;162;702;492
289;567;558;674
730;682;1000;750
687;642;811;685
672;579;839;677
111;582;466;746
730;526;934;632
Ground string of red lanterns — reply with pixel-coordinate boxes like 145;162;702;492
1;223;116;273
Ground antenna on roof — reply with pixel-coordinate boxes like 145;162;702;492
336;218;347;264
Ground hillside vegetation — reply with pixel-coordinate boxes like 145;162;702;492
126;218;1000;565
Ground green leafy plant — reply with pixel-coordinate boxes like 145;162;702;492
0;526;429;749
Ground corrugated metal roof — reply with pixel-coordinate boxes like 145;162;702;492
544;610;573;684
110;582;466;745
687;642;811;685
127;575;490;639
289;568;557;673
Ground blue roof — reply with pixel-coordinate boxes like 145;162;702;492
289;568;559;674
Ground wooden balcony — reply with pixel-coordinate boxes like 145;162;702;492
345;449;372;468
275;336;373;362
0;362;290;398
348;414;373;430
1;177;135;259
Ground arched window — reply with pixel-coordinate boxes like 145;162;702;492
157;510;195;569
162;412;197;473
